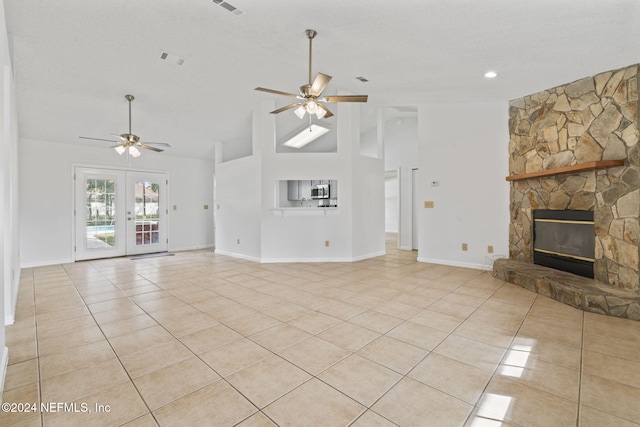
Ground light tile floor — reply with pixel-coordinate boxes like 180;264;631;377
2;235;640;426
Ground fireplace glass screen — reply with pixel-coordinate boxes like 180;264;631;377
533;210;594;278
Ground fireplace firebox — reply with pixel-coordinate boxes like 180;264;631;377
533;210;595;279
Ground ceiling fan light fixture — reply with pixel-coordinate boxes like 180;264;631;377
254;29;367;120
283;124;330;148
294;105;306;119
129;146;141;157
305;100;318;114
81;95;170;157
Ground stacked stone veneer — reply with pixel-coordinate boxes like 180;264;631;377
508;64;640;290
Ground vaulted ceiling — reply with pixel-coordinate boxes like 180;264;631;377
4;0;639;159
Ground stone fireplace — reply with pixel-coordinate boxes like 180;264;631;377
494;64;640;320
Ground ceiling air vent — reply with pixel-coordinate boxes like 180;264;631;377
159;50;185;66
212;0;245;16
356;76;369;83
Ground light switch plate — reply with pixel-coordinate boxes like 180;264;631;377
424;201;434;208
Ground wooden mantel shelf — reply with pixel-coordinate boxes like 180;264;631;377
505;160;625;182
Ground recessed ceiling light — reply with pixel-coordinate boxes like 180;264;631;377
484;71;498;79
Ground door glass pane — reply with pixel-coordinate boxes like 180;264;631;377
135;181;160;246
86;178;116;248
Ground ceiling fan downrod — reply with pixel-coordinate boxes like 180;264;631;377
306;29;317;86
125;94;134;136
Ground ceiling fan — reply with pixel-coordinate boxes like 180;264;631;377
79;95;171;157
255;29;368;119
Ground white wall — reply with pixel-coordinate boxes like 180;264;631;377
214;154;262;261
352;154;385;259
385;171;399;232
215;100;385;262
417;103;509;269
19;138;215;267
0;0;17;393
3;64;18;325
261;151;354;261
384;116;418;249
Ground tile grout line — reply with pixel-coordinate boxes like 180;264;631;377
346;268;501;424
64;261;162;426
150;257;411;424
31;269;44;427
19;244;621;426
457;280;538;427
97;262;270;423
17;247;471;425
576;310;586;427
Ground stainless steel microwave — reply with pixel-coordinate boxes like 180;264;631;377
311;184;329;199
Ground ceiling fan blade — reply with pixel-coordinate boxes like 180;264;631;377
270;102;302;114
310;73;332;97
318;103;334;118
322;95;368;103
79;136;119;143
139;143;163;152
255;87;300;98
140;142;171;148
110;133;127;140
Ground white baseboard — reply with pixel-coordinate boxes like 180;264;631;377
0;347;8;396
417;257;487;271
216;250;386;264
5;268;21;326
170;244;215;252
20;257;74;268
213;249;262;263
19;246;216;268
351;251;386;262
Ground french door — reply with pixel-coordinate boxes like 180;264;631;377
75;167;168;261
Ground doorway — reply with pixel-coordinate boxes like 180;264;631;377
412;168;419;250
74;167;168;260
384;169;399;247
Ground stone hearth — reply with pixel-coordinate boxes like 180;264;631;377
494;259;640;320
497;64;640;320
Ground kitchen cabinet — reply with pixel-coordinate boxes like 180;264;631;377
287;180;311;201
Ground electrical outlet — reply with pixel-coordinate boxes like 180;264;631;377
325;240;330;247
487;245;494;253
462;243;468;251
237;238;240;245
